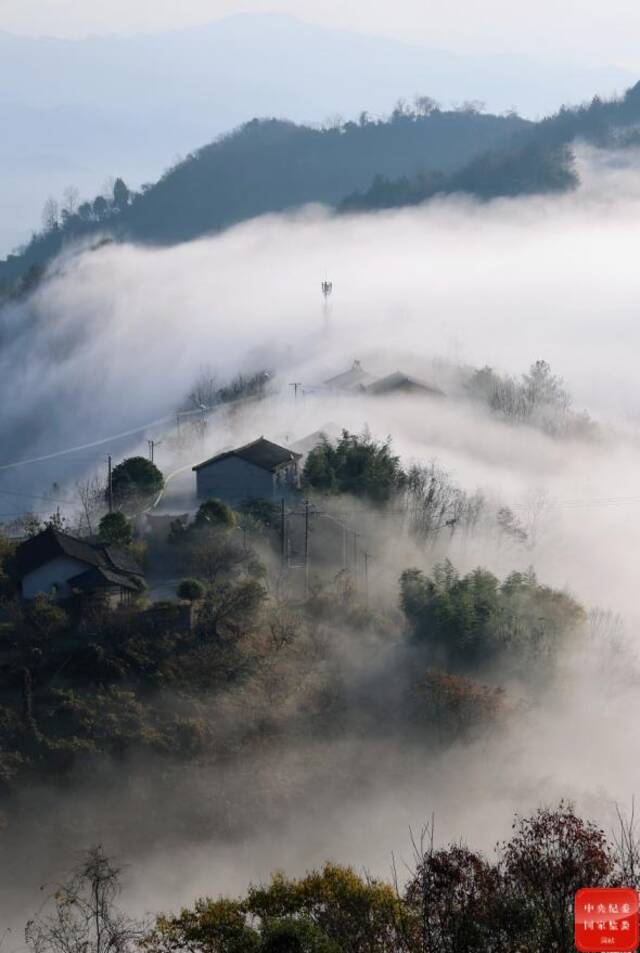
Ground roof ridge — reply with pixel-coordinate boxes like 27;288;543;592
235;436;266;451
193;436;300;473
48;525;94;546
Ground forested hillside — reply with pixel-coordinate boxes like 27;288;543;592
342;81;640;209
4;81;640;292
0;429;587;804
0;107;528;288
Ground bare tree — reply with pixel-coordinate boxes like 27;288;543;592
197;578;266;641
76;476;107;536
404;462;485;542
25;847;143;953
521;488;551;549
7;512;43;538
392;98;412;120
266;597;303;653
613;800;640;889
184;365;218;410
322;114;344;131
496;506;528;546
188;532;248;587
62;186;80;218
458;100;486;114
42;198;59;232
414;95;440;116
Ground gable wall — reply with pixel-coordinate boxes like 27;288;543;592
22;556;89;600
196;456;275;504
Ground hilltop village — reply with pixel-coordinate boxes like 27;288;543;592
0;352;592;905
1;359;446;612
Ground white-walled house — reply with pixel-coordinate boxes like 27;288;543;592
192;437;301;506
16;527;145;606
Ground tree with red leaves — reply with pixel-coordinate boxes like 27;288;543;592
500;802;613;953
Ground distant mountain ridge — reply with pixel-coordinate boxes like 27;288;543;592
2;80;640;294
0;107;529;287
0;12;635;256
341;81;640;211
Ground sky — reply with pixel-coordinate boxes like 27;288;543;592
2;0;640;68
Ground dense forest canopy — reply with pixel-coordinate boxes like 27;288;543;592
0;106;528;290
342;81;640;208
4;80;640;295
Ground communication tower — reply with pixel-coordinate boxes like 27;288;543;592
321;279;333;327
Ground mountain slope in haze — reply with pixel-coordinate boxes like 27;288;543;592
126;111;529;243
4;81;640;293
0;12;635;257
0;108;529;286
342;82;640;210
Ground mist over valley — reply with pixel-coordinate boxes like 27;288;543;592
2;22;640;953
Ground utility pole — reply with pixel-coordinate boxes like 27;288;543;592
107;455;113;513
197;405;207;451
352;530;361;585
362;550;372;605
289;382;302;401
280;497;287;572
147;439;162;464
321;279;333;329
304;498;310;596
288;498;324;596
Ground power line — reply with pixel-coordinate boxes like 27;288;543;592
512;496;640;509
0;487;75;505
0;407;207;473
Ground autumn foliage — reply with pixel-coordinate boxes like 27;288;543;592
137;804;618;953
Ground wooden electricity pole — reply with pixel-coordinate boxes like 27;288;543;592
362;550;372;604
288;498;324;596
147;439;162;463
281;497;287;572
107;455;113;513
304;498;310;596
352;530;361;588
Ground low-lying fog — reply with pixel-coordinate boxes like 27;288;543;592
3;144;640;927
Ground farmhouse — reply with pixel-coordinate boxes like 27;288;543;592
192;437;301;505
324;360;375;392
322;362;445;398
15;527;145;606
363;371;444;397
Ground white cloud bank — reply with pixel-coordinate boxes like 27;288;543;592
5;145;640;921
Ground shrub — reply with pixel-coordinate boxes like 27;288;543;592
110;457;163;506
177;578;205;604
303;430;405;504
195;499;236;530
400;560;585;674
98;511;133;546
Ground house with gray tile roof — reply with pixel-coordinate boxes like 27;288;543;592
192;437;301;505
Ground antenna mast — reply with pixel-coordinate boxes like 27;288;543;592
321;278;333;327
